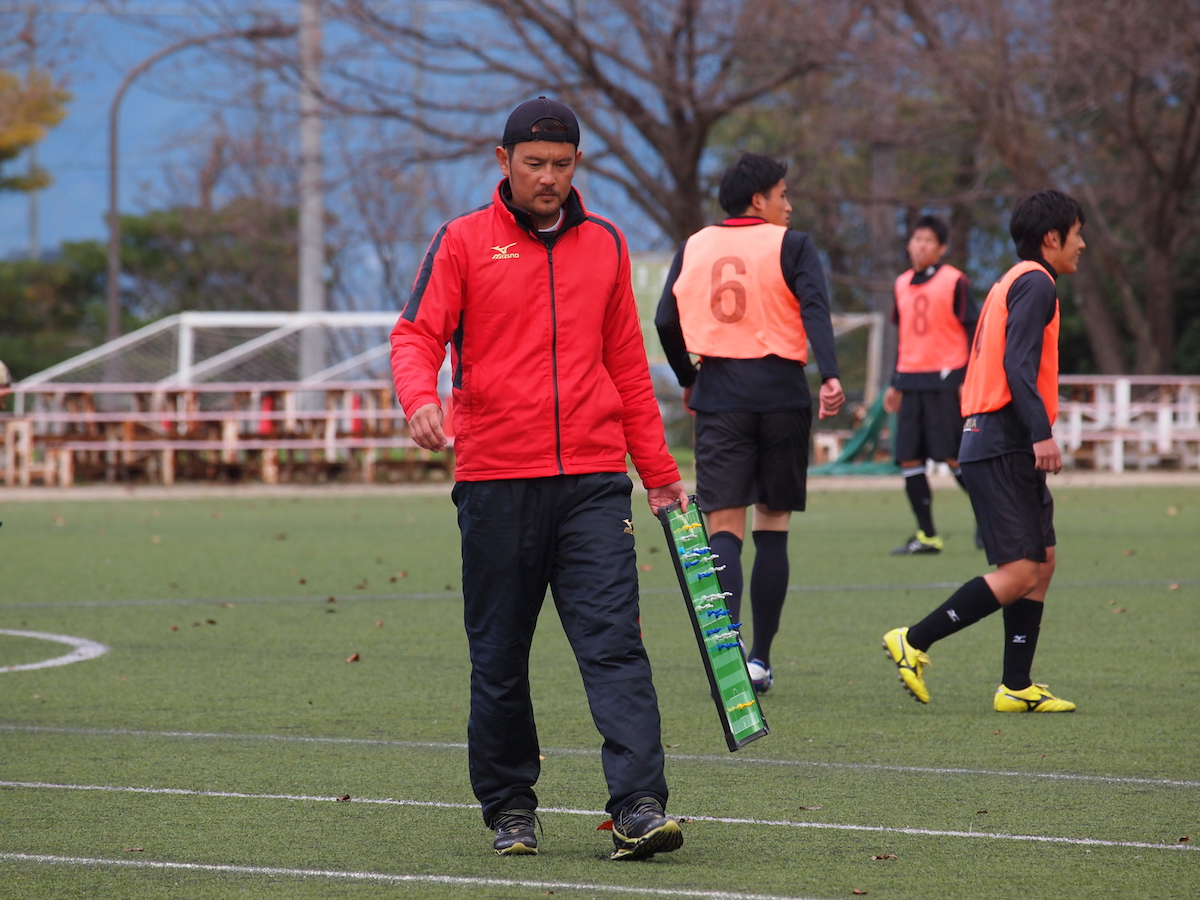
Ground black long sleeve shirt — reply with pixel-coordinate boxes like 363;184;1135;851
889;263;978;392
654;219;840;412
959;260;1059;462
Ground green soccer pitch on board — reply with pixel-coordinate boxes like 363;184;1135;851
0;484;1197;900
658;497;768;750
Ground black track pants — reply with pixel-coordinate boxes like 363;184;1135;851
453;472;668;824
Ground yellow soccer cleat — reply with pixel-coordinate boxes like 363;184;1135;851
993;683;1076;713
882;626;931;703
890;530;945;555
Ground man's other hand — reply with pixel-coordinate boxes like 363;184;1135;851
408;403;448;452
819;377;845;420
1032;438;1062;475
648;480;688;514
883;386;902;414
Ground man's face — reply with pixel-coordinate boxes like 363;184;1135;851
907;227;946;271
1047;219;1086;274
754;179;792;227
496;140;581;228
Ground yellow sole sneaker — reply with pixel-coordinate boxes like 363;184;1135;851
882;626;930;703
993;683;1076;712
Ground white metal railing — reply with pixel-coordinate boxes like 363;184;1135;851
1056;376;1200;471
0;380;453;488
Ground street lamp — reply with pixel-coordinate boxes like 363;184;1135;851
106;22;297;342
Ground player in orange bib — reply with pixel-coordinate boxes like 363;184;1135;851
884;216;980;555
656;154;844;696
882;190;1085;713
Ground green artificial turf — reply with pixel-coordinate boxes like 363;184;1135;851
1;483;1198;899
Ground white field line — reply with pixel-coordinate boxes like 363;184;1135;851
1;781;1195;853
3;724;1197;789
0;630;109;672
0;852;825;900
3;577;1196;609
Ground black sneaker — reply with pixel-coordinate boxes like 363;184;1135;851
610;797;683;860
890;530;944;555
491;808;539;855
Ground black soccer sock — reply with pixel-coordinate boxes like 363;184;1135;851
748;530;789;667
906;576;1001;651
903;465;936;536
708;531;744;624
1001;598;1044;691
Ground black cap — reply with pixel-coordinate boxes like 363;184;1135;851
502;96;580;147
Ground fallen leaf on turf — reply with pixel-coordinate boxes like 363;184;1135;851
206;619;216;625
375;620;384;627
1167;506;1179;516
221;602;233;608
1112;607;1127;614
994;730;1001;735
639;564;653;571
275;532;287;540
1169;583;1179;591
168;582;178;589
1181;836;1191;843
596;820;614;831
871;854;898;861
976;809;989;815
122;848;144;852
445;583;454;591
53;516;66;526
299;578;307;585
170;625;178;631
539;754;546;760
336;794;351;802
355;580;369;590
853;890;867;895
1123;548;1136;556
665;743;681;748
346;653;360;662
327;596;337;603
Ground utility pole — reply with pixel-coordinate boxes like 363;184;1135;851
298;0;325;379
23;6;40;261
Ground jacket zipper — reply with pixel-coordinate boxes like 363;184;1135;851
546;244;564;475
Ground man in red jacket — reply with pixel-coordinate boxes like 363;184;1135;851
391;97;688;861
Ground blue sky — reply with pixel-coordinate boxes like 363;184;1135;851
0;4;293;260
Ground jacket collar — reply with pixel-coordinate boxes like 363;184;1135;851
495;179;588;241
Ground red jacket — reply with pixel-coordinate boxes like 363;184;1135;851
390;181;680;488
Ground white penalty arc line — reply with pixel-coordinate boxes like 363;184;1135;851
0;630;109;673
0;853;825;900
3;724;1197;789
1;781;1194;853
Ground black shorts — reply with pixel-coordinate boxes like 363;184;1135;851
894;389;964;463
961;453;1056;566
693;408;812;513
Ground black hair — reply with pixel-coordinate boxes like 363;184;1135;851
909;214;949;245
503;117;571;159
1010;190;1086;260
718;153;788;217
